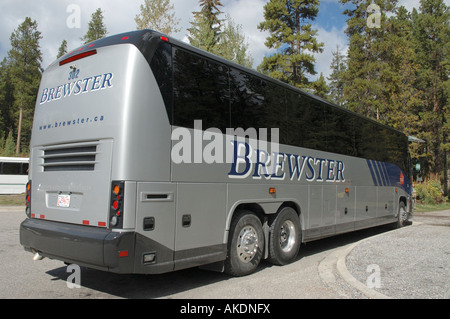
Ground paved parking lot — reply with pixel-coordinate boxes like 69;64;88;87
346;211;450;299
1;206;448;300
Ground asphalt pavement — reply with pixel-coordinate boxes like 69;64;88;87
341;210;450;299
1;205;449;299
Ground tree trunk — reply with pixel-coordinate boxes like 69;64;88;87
15;107;22;155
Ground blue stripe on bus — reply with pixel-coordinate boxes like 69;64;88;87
367;160;412;195
381;162;392;186
372;160;384;186
375;161;388;186
366;160;378;186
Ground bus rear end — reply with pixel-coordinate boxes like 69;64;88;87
20;31;172;273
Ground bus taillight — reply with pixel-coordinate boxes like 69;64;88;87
110;181;124;228
59;49;97;66
25;180;31;217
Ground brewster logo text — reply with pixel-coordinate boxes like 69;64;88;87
228;140;345;182
170;121;345;183
39;72;114;105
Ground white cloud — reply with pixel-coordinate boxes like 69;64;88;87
221;0;273;68
397;0;421;12
313;24;348;82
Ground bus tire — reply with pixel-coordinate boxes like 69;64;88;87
224;210;264;277
268;207;301;266
395;201;408;228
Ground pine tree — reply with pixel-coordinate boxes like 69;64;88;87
188;0;224;53
312;73;329;99
339;0;398;119
0;58;14;141
57;40;68;59
216;14;254;68
2;131;16;157
327;45;347;107
378;6;421;134
412;0;449;195
81;8;108;44
257;0;324;89
135;0;181;35
8;17;43;155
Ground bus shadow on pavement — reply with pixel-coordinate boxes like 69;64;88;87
46;264;228;298
45;224;395;299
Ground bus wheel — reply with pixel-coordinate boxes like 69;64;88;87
224;210;264;276
396;202;408;228
268;207;301;266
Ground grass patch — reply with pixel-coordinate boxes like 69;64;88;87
415;201;450;213
0;194;25;206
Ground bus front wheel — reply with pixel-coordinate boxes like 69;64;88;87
395;201;408;228
224;210;264;276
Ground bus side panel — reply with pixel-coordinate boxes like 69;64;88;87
355;186;378;229
377;187;396;222
134;182;176;274
111;49;171;183
322;184;337;237
336;185;356;234
307;185;322;235
174;183;227;270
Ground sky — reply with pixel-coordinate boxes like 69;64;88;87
0;0;440;82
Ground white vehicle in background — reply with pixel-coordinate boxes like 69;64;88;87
0;157;29;195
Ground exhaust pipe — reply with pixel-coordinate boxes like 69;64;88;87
32;250;45;261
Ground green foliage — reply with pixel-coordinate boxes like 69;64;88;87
187;1;253;68
257;0;323;89
411;0;450;195
135;0;181;35
5;17;42;155
0;131;16;157
338;0;449;196
216;15;254;68
57;40;67;59
81;8;108;44
327;45;347;107
188;0;224;52
339;0;398;118
312;73;329;99
4;131;16;156
415;179;445;204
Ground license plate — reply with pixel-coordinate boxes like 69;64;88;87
57;194;71;208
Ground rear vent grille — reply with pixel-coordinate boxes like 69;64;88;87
42;142;98;172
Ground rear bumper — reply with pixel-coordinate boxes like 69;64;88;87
20;218;135;273
20;218;223;274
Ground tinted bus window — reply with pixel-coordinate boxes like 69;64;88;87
230;69;287;142
286;91;326;151
285;90;307;148
325;107;356;156
354;118;378;161
264;81;287;144
173;48;230;131
230;68;264;131
378;126;408;173
150;42;173;122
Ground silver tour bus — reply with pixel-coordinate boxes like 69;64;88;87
20;30;413;276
